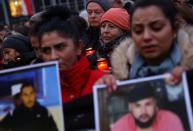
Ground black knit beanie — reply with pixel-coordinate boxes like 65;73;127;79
2;34;33;54
128;83;156;103
86;0;110;11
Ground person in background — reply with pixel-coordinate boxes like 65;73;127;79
108;0;134;13
88;8;131;71
108;0;193;80
1;34;37;69
123;0;135;14
0;24;11;69
28;25;43;64
27;10;52;64
0;82;58;131
85;0;110;55
108;0;127;8
25;11;44;29
33;6;104;130
112;83;184;131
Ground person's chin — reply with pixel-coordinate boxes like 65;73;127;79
102;39;111;44
135;119;152;128
90;23;99;27
135;115;156;129
59;66;66;71
26;104;34;108
140;118;150;123
143;53;160;61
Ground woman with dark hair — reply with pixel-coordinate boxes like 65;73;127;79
97;0;193;130
35;6;104;130
109;0;193;80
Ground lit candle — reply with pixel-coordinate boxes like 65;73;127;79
86;48;95;56
97;58;109;71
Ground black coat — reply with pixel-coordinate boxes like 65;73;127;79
87;34;130;69
63;94;95;131
84;27;100;50
0;102;58;131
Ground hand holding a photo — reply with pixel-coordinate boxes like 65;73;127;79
95;74;117;92
166;66;189;85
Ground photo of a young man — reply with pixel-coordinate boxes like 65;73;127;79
0;82;58;131
94;74;193;131
111;83;184;131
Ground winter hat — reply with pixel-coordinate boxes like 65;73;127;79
128;82;156;103
100;8;130;31
86;0;110;11
2;34;33;54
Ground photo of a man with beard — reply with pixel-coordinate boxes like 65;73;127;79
111;83;184;131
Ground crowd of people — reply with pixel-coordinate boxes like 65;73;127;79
0;0;192;130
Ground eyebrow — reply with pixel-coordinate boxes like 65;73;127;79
87;9;103;12
149;20;163;25
133;19;163;26
41;42;64;48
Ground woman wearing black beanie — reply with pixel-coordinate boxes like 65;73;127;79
1;34;36;69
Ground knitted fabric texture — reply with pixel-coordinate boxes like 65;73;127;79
100;8;130;31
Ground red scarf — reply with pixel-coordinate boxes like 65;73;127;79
60;56;103;102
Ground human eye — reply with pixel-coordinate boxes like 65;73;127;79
109;24;116;29
95;10;103;14
95;11;100;14
132;26;143;35
87;11;92;15
151;23;163;32
101;23;106;29
54;43;65;51
95;11;102;15
134;103;141;108
40;47;51;54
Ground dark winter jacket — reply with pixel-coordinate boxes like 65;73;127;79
0;102;58;131
87;34;130;69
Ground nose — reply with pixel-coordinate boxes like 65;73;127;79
3;54;10;63
50;49;59;61
143;28;152;41
140;106;147;114
90;12;96;17
103;26;109;33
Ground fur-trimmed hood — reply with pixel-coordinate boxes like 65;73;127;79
111;24;193;80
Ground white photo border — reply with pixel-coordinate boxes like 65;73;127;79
93;73;193;131
0;61;65;131
182;72;193;131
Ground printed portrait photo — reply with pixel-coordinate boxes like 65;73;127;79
0;61;64;131
94;74;193;131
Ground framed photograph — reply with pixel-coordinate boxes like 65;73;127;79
94;74;193;131
0;61;64;131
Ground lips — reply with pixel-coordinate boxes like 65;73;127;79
140;114;150;121
142;45;157;53
102;36;112;41
103;37;111;41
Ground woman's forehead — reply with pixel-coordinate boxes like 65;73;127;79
131;6;167;24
